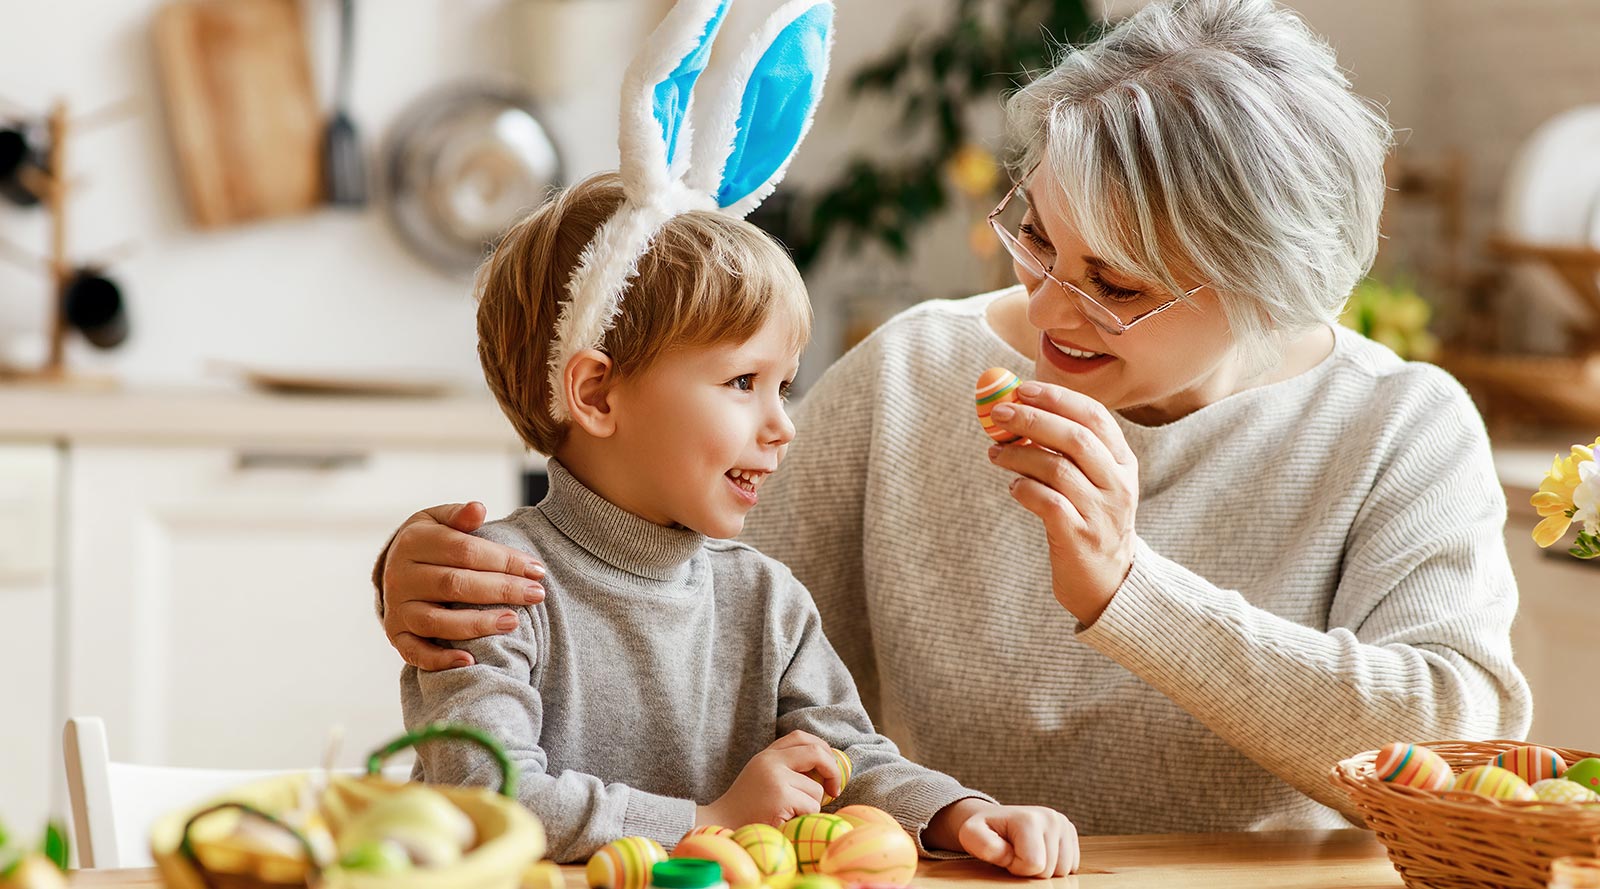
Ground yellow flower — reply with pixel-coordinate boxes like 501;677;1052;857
946;144;1000;198
1532;438;1600;547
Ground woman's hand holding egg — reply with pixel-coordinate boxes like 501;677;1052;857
984;377;1139;626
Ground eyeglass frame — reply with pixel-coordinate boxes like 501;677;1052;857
987;165;1207;336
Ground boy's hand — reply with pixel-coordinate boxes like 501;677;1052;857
926;798;1079;878
697;731;844;828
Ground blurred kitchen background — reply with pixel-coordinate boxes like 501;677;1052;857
2;0;1598;844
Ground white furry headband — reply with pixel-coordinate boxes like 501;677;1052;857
546;0;835;421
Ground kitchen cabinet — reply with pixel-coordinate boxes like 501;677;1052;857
0;385;528;828
0;443;61;833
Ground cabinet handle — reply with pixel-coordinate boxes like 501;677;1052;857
234;451;369;472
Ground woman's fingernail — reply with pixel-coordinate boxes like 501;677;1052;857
454;655;472;668
1018;382;1041;397
523;583;544;604
524;561;545;579
496;612;518;631
987;445;1002;460
992;404;1015;421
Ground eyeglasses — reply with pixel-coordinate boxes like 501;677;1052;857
987;167;1206;336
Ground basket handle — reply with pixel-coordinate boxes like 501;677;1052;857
178;801;323;889
365;723;520;798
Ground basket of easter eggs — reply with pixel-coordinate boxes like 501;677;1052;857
1332;740;1600;889
148;724;552;889
586;750;922;889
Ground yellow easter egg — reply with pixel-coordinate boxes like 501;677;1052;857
672;833;761;888
832;806;898;831
1372;742;1453;791
817;824;917;887
1453;765;1536;801
732;824;797;880
683;825;735;841
781;814;853;874
587;837;667;889
524;860;565;889
1534;778;1600;804
804;749;853;806
784;877;844;889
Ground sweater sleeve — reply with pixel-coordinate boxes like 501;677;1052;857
401;597;695;860
1074;380;1532;819
772;572;992;859
742;337;880;716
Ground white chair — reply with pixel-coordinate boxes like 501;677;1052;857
62;717;412;869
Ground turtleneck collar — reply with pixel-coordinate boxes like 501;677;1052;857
537;458;706;582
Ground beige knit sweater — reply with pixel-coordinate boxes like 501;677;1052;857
740;287;1531;834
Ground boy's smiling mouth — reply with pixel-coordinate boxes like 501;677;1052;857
726;467;772;497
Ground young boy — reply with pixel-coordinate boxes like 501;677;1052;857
400;172;1079;876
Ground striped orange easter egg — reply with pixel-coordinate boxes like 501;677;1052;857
782;814;853;874
587;837;667;889
817;824;918;887
1372;743;1453;791
1453;765;1536;801
1494;745;1567;785
976;367;1030;445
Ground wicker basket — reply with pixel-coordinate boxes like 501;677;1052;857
149;725;545;889
1332;740;1600;889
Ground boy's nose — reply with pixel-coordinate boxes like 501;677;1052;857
765;402;796;447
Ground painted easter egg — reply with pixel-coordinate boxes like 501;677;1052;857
1534;778;1600;804
817;824;918;887
1372;742;1453;791
976;367;1029;445
684;826;736;841
803;749;852;807
782;814;853;874
1453;765;1536;801
833;806;899;831
1494;745;1568;785
1566;758;1600;793
672;834;761;888
588;837;667;889
731;824;796;881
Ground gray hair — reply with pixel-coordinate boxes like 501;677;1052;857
1004;0;1393;365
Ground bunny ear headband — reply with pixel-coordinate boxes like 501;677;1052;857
546;0;836;421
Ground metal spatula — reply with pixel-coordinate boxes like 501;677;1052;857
323;0;366;206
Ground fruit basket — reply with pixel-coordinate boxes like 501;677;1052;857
149;724;545;889
1332;740;1600;889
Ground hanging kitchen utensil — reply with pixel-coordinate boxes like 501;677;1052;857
323;0;366;206
382;83;563;277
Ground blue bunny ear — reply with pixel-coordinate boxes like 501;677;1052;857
686;0;834;218
619;0;732;200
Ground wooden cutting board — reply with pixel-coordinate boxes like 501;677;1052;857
153;0;323;227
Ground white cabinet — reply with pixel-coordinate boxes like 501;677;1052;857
1506;508;1600;750
0;444;61;834
59;444;521;775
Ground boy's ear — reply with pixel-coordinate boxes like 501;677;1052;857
564;349;619;438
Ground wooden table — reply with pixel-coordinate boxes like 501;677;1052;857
69;829;1404;888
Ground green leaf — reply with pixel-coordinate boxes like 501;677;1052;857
42;821;68;871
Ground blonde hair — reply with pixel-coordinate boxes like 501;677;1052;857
477;172;812;454
1004;0;1393;369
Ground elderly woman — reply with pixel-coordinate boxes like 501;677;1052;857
372;0;1530;834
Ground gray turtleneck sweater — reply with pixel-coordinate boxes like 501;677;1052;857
400;460;988;863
